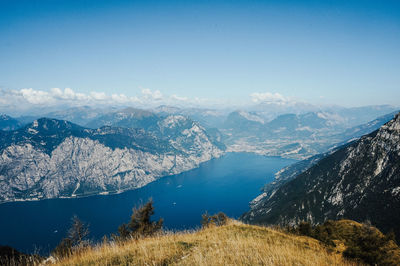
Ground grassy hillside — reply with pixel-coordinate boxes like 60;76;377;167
55;220;356;266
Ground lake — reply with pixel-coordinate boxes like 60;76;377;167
0;153;295;255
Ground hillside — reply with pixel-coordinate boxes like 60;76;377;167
53;221;355;266
0;117;224;203
243;112;400;238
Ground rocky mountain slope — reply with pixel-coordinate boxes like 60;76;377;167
85;107;225;150
329;110;398;148
242;112;400;237
85;107;159;129
153;105;227;129
0;117;224;203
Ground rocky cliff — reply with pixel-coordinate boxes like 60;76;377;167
0;117;224;203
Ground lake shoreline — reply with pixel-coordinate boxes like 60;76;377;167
0;152;296;206
0;153;296;255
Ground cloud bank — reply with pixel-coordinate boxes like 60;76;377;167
0;87;304;115
0;87;227;114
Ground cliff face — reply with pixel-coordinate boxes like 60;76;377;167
243;113;400;237
0;117;224;203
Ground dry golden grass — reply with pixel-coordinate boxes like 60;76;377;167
54;220;359;266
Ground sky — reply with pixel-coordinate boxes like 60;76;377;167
0;0;399;110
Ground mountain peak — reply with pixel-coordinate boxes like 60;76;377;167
29;117;82;132
119;107;155;118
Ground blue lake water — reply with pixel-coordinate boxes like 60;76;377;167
0;153;295;255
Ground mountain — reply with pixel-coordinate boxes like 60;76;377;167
248;153;329;209
222;108;399;159
0;118;224;203
86;107;225;150
334;105;398;127
222;111;342;159
153;105;227;129
250;101;318;121
85;107;159;129
329;110;398;147
242;112;400;237
44;106;116;126
0;114;23;131
223;111;265;136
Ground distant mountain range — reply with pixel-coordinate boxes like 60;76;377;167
1;105;397;161
0;115;224;203
44;106;116;126
243;112;400;238
222;106;398;159
1;104;398;203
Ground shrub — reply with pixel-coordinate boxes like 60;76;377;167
297;221;313;237
201;212;229;228
342;223;399;265
117;199;163;240
289;220;400;265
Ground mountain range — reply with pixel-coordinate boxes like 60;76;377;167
0;104;398;203
221;107;398;159
0;115;224;203
243;112;400;238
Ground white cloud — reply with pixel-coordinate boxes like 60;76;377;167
250;92;288;104
50;87;90;101
111;93;140;104
90;91;107;101
20;88;54;105
170;94;188;102
141;88;163;101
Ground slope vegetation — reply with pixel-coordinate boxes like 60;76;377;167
55;221;354;266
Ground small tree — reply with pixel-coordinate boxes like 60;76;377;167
117;199;163;240
68;215;90;245
201;211;211;228
53;215;90;258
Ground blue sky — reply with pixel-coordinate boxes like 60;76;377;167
0;0;399;108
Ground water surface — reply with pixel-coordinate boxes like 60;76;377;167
0;153;295;254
